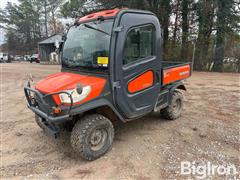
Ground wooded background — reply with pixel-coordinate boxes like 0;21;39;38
0;0;239;72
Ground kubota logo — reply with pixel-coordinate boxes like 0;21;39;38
179;71;189;76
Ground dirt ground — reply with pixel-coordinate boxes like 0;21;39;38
0;62;239;179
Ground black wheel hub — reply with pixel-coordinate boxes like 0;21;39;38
90;128;107;151
172;99;181;114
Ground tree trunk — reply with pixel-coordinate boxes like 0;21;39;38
163;17;169;58
181;0;189;60
173;0;180;45
212;30;225;72
44;0;48;37
238;57;240;73
212;0;225;72
194;0;214;71
52;9;57;34
160;0;171;59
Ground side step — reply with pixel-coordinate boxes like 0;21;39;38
154;90;169;112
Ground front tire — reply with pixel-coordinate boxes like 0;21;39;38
71;114;114;161
161;90;184;120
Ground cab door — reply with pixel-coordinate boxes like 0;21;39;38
113;12;162;119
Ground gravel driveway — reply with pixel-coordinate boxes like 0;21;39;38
1;62;239;179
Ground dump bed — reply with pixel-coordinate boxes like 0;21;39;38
162;62;191;86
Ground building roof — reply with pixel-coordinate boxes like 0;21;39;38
38;34;63;45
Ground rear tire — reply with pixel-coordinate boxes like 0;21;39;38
161;90;183;120
71;114;114;161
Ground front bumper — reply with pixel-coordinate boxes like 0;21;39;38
24;83;73;137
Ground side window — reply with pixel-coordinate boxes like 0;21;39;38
123;25;154;65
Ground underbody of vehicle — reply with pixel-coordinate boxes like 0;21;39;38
24;8;192;161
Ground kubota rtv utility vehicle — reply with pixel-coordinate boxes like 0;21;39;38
24;9;192;161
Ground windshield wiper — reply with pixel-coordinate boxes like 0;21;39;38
83;24;111;36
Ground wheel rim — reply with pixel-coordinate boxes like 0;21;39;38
172;99;181;114
89;128;108;151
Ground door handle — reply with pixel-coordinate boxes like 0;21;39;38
113;81;121;89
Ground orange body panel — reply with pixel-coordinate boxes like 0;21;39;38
78;9;123;23
128;71;154;93
35;72;106;106
163;64;190;85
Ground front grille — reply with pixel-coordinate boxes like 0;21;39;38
34;92;56;115
43;94;56;107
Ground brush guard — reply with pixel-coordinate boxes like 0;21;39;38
24;81;73;137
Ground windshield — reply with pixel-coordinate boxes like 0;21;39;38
62;20;113;70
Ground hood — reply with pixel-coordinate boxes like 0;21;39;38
35;72;106;94
35;72;106;105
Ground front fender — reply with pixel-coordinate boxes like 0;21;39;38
70;98;125;122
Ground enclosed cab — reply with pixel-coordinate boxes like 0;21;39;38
24;9;191;161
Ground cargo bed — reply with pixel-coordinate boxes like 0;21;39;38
162;61;192;86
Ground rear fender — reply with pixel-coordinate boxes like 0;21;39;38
170;81;186;93
168;81;186;101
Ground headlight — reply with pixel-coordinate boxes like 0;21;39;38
59;86;91;104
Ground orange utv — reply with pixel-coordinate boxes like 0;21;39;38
24;9;192;160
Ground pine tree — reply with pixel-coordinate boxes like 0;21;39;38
193;0;215;70
212;0;239;72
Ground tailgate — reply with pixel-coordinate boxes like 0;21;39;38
162;63;191;85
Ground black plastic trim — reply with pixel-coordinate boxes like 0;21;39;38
70;98;125;122
28;105;71;123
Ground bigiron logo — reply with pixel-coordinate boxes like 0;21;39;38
180;161;238;179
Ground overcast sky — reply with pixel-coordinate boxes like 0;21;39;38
0;0;19;44
0;0;19;9
0;0;72;45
